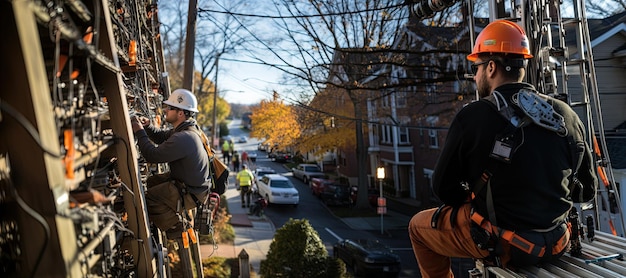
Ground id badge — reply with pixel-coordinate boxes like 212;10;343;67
490;136;514;163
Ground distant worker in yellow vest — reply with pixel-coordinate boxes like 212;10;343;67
236;164;255;208
222;139;231;165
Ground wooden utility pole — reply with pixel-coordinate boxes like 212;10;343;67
211;53;220;147
183;0;198;90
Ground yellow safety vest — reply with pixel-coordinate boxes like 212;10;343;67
237;170;254;186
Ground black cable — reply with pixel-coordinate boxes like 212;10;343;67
0;99;63;158
115;136;150;278
198;3;406;19
2;171;50;278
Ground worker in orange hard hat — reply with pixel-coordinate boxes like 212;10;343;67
408;19;597;277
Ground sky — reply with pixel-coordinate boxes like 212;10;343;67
216;56;281;105
197;1;292;106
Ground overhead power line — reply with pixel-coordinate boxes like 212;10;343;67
198;3;406;19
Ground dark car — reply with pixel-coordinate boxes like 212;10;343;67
351;187;379;207
272;152;292;163
319;183;352;206
310;178;335;196
333;239;401;277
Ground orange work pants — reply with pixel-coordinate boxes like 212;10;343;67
408;203;489;278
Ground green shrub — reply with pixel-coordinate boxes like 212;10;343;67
260;218;348;278
202;256;231;278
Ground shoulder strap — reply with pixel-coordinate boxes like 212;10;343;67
186;125;215;159
186;126;222;194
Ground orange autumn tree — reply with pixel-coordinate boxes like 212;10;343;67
294;87;355;157
250;94;301;150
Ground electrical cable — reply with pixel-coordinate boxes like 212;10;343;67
2;171;50;278
198;3;406;19
115;136;150;277
0;99;63;158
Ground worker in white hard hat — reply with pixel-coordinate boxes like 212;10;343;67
131;88;211;238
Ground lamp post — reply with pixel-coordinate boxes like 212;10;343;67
377;166;386;235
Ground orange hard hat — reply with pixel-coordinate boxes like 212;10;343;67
467;20;533;61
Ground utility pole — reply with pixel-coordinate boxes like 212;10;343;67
182;0;197;90
211;53;220;148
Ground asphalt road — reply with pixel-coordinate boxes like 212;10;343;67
227;119;422;277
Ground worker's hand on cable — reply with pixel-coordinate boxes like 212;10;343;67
131;116;148;132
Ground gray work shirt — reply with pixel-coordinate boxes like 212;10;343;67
134;120;211;195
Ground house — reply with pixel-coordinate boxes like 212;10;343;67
366;19;476;208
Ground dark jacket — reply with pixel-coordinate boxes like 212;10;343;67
135;120;211;195
433;83;597;230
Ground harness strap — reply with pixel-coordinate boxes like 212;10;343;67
471;210;569;257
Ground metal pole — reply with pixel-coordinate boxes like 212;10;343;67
380;178;384;235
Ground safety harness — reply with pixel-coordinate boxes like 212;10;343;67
469;88;580;266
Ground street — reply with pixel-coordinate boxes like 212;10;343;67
227;119;422;277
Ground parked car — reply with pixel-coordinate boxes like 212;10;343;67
272;152;292;163
254;167;276;183
319;183;352;206
351;187;379;207
252;167;276;195
257;143;269;151
310;178;335;196
256;174;299;206
291;163;326;184
333;239;401;277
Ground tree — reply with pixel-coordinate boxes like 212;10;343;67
260;219;347;278
294;87;355;157
249;93;301;149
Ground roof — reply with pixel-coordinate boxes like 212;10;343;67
265;174;288;180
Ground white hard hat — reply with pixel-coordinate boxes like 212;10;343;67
163;89;199;112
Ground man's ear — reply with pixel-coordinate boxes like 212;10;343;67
486;61;497;78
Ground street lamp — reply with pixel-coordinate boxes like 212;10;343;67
377;166;386;235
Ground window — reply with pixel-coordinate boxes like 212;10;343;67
396;91;407;107
382;125;393;143
270;179;293;188
428;129;438;148
399;127;409;144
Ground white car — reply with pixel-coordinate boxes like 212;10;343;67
256;174;299;206
254;167;276;183
291;163;326;184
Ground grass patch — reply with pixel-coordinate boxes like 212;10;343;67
328;206;378;218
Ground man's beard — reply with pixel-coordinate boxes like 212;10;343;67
477;72;491;98
165;113;176;124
